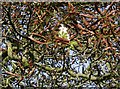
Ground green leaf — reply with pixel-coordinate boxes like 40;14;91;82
22;57;29;67
70;41;78;49
106;62;111;71
6;78;9;85
11;62;17;69
7;42;12;58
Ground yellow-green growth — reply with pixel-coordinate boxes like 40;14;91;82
7;42;12;58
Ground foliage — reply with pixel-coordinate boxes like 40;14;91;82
1;2;120;88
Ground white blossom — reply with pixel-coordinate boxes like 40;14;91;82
58;24;70;40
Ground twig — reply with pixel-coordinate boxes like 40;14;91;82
4;71;20;77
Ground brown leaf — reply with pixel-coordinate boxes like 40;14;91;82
32;32;46;39
83;17;89;26
106;10;116;17
104;47;116;51
55;37;70;44
68;2;74;12
103;1;115;15
95;3;103;16
29;36;46;45
80;13;94;18
102;24;108;28
104;47;111;50
74;38;82;47
102;38;109;47
74;23;85;31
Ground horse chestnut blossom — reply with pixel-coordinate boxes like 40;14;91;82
58;24;78;49
58;24;70;40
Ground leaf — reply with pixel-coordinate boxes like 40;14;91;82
104;47;111;50
6;78;9;85
80;13;94;18
74;22;85;30
83;17;89;26
7;42;12;58
12;62;17;69
70;41;78;50
55;37;70;44
106;62;111;71
68;2;74;12
22;57;29;68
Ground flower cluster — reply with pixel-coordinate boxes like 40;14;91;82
58;24;70;40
